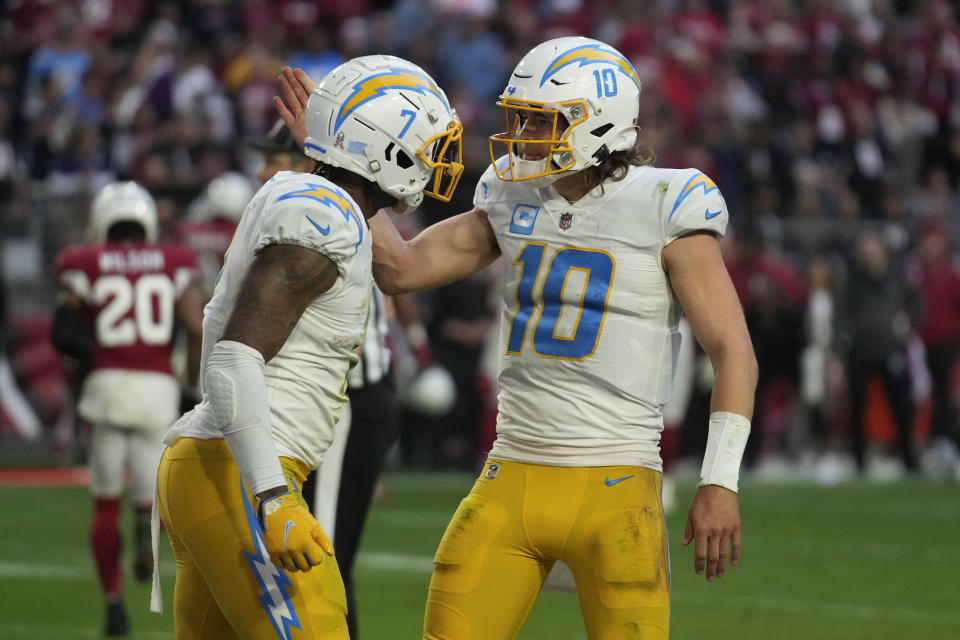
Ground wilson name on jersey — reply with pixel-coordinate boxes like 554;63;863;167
476;160;728;469
173;171;373;469
55;242;198;429
55;242;198;373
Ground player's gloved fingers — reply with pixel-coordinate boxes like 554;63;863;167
301;551;321;571
311;527;335;556
269;551;286;571
302;543;326;567
289;551;310;572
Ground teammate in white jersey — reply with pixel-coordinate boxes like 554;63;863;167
278;36;757;639
155;55;463;639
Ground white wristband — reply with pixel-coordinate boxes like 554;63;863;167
698;411;751;493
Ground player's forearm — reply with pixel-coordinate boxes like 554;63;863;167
708;341;758;420
698;340;757;492
371;208;500;295
370;211;419;294
205;340;286;496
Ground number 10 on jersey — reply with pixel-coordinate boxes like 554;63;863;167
506;243;614;360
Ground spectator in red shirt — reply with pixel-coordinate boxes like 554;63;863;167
916;221;960;463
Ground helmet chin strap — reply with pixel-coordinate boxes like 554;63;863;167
511;150;592;189
401;190;424;212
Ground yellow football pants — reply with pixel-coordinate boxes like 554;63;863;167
425;460;670;640
157;437;349;640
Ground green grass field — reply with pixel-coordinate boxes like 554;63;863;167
1;472;958;639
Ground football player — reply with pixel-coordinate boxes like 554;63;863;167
247;117;398;639
153;55;463;639
278;37;757;639
250;118;317;184
174;171;255;302
51;181;203;637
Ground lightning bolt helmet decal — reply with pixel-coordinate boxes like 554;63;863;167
540;43;641;92
489;37;642;188
302;55;463;207
335;68;450;131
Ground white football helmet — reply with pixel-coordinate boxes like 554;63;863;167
303;55;464;209
404;364;457;416
88;181;158;243
490;37;642;187
205;171;253;222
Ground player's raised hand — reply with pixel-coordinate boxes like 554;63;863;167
273;66;315;150
258;491;334;572
681;484;741;582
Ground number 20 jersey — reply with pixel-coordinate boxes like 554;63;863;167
475;160;729;471
54;242;198;428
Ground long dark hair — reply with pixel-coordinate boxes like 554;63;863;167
572;139;656;192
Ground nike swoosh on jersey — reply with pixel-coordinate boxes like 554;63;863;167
705;208;723;220
283;520;296;551
604;474;635;486
306;215;331;235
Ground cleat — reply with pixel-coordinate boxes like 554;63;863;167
105;600;129;637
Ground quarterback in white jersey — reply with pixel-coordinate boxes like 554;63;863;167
480;162;729;471
279;37;756;640
155;55;463;640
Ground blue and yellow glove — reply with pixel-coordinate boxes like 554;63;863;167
258;492;334;572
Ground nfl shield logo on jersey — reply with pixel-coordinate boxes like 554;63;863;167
559;212;573;230
484;463;500;480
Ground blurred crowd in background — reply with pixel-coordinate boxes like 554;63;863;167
3;0;960;482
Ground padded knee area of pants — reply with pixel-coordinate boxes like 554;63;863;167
431;495;507;594
584;507;665;609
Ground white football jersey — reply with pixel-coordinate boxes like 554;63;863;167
170;171;373;469
476;160;729;470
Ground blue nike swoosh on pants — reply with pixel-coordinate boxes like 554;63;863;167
604;474;635;486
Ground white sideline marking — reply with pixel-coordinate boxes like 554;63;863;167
356;551;434;573
0;561;89;580
4;553;958;626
